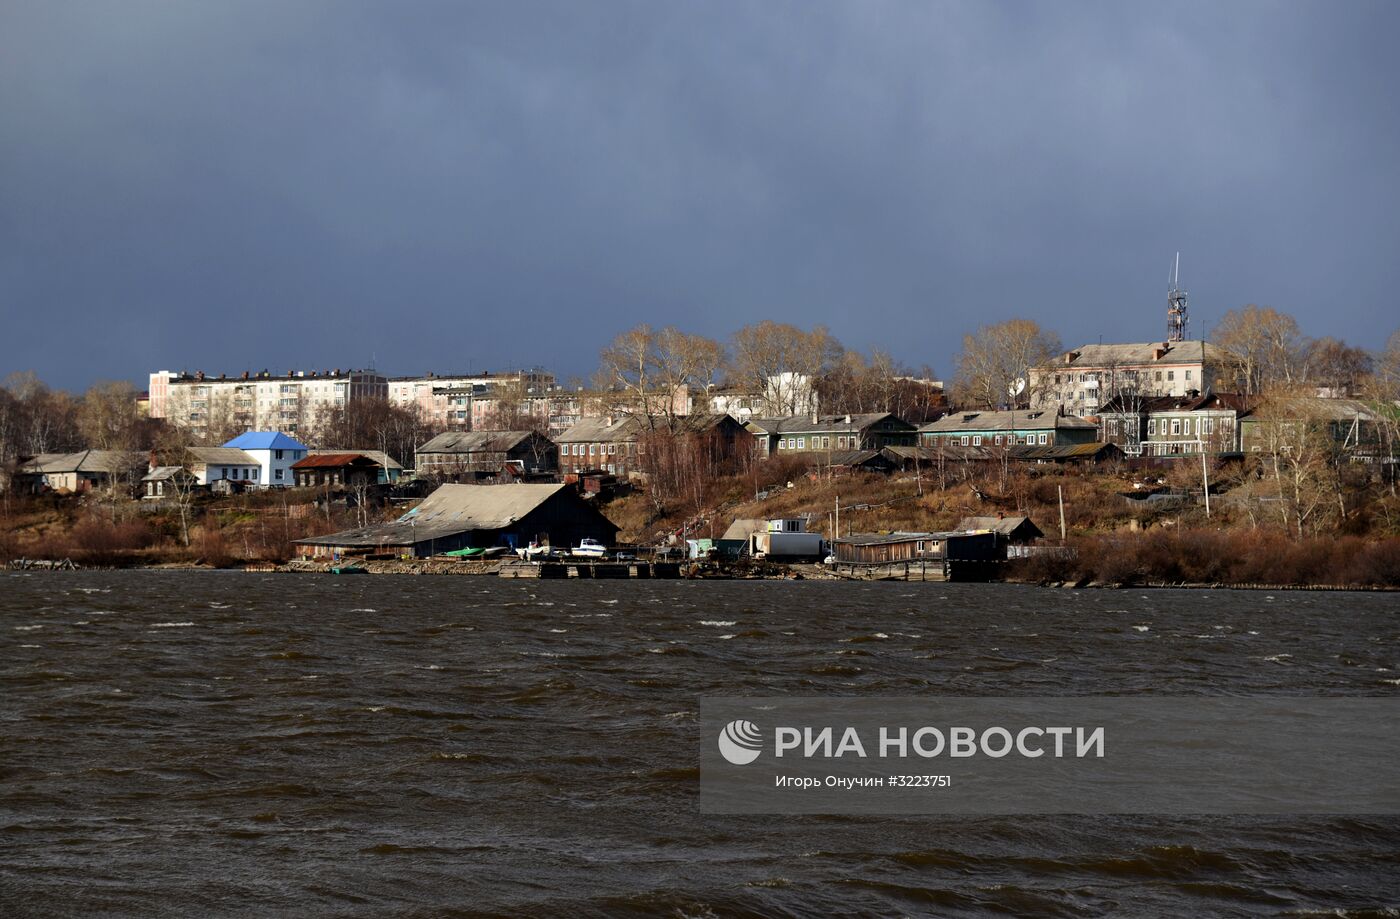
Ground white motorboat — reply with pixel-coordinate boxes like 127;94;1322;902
570;538;608;558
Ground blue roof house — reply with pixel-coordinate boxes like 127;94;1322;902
222;432;309;487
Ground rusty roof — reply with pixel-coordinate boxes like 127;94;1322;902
291;453;379;469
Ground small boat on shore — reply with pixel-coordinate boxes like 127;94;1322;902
570;539;608;558
330;564;367;575
516;542;555;560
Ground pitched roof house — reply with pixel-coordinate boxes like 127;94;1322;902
414;431;557;481
555;413;747;477
221;432;309;486
1097;392;1253;456
920;409;1097;448
747;413;917;457
11;450;146;494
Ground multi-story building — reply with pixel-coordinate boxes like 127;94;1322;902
387;370;555;431
1098;393;1253;457
148;368;387;438
1028;341;1235;415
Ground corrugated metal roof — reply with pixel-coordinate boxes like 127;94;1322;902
291;453;375;469
1057;340;1233;368
920;410;1095;434
720;518;767;541
555;413;736;443
956;515;1044;538
223;432;309;451
311;448;404;470
187;447;259;466
295;483;591;547
15;450;145;474
825;450;888;466
749;413;905;435
416;431;539;453
1007;442;1118;460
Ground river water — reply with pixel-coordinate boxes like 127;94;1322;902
2;571;1398;917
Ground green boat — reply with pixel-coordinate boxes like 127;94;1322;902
330;564;368;574
442;546;485;558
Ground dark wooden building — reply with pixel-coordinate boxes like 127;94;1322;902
415;431;558;481
291;453;386;488
293;483;619;559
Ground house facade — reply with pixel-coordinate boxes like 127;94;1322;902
415;431;558;480
748;413;918;457
11;451;146;495
1098;393;1253;457
221;432;309;486
291;453;389;488
919;409;1098;448
1241;397;1390;461
1028;341;1235;415
556;413;747;477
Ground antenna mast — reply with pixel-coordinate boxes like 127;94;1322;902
1166;252;1188;342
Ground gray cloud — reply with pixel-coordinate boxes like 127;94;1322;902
2;0;1397;389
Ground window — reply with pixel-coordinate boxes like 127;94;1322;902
275;449;284;460
1183;419;1193;436
960;436;970;445
242;468;250;480
1039;433;1048;445
221;467;228;479
1054;374;1061;384
1185;370;1193;381
1170;419;1181;435
994;435;1003;445
1107;419;1118;436
608;444;616;455
1204;417;1215;434
1167;371;1175;382
1155;371;1162;381
274;469;283;481
797;437;806;449
822;437;831;448
972;435;982;445
1148;419;1157;435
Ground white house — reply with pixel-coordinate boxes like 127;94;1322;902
185;446;262;486
222;432;310;486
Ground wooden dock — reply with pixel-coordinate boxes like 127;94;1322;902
498;558;683;579
829;559;948;582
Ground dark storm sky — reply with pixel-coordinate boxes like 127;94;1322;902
3;0;1398;391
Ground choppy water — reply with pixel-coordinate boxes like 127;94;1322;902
2;571;1398;917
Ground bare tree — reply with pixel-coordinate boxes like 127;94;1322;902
728;321;840;416
78;381;142;451
597;324;727;430
1213;305;1305;395
1302;337;1373;396
952;319;1062;409
477;379;549;432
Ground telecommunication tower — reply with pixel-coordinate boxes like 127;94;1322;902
1166;252;1188;342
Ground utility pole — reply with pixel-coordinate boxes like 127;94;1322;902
1200;440;1211;518
835;495;840;540
1057;485;1066;541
